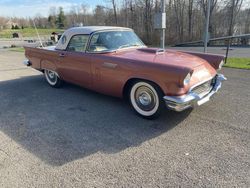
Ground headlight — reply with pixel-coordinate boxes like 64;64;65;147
183;73;191;85
218;60;224;70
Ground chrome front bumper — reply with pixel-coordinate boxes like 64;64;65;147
163;74;227;112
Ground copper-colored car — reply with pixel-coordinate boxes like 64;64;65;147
24;26;226;118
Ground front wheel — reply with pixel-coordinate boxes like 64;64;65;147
129;81;164;119
44;69;63;88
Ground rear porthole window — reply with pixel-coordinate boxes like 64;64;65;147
61;35;67;44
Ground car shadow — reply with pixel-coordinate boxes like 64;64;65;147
0;75;192;166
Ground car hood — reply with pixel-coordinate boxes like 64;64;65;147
112;47;217;84
113;48;208;69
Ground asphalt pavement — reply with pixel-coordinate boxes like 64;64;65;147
0;50;249;187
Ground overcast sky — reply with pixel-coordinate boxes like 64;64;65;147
0;0;105;18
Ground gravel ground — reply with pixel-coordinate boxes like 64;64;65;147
0;50;249;187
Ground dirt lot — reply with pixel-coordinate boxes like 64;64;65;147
0;50;249;187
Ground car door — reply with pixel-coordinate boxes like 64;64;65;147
57;34;92;88
86;31;128;97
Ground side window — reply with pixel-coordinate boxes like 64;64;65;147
88;33;109;52
67;35;89;52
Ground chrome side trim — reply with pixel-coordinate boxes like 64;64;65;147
163;74;227;112
102;62;118;69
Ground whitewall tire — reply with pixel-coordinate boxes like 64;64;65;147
44;69;63;88
129;81;164;119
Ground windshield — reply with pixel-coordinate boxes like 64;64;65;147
88;30;145;52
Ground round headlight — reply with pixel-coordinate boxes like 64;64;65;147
183;73;191;85
218;60;224;70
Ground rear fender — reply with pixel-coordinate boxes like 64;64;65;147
40;60;57;72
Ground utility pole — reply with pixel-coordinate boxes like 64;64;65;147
154;0;166;48
225;1;235;64
204;0;211;53
161;0;166;49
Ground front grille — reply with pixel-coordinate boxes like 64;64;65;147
191;77;215;96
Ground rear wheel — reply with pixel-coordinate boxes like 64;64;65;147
44;69;63;88
129;81;164;119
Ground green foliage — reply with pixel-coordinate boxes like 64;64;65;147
224;58;250;70
47;7;67;29
9;47;25;53
48;15;56;28
56;7;66;29
11;25;20;30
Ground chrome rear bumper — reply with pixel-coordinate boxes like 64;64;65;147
163;74;227;112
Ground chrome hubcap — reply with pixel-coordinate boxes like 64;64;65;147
48;71;55;79
135;86;156;111
45;70;57;84
138;92;152;106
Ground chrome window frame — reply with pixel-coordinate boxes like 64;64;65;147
85;29;146;54
65;34;90;53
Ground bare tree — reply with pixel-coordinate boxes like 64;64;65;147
173;0;186;42
245;8;250;33
129;0;136;29
0;17;8;29
224;0;243;62
199;0;218;36
144;0;154;44
67;6;78;27
48;7;57;28
226;0;243;36
111;0;118;25
1;1;248;45
80;3;89;24
94;5;106;25
188;0;194;40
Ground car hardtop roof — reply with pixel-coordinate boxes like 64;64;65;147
65;26;133;35
56;26;133;50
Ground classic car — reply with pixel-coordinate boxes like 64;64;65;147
23;26;226;118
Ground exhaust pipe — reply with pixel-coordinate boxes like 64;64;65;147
23;60;32;66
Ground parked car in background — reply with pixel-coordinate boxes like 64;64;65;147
23;26;226;118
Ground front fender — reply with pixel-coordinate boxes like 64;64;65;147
125;74;186;96
179;50;225;70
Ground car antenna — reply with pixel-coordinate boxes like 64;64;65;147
32;18;44;48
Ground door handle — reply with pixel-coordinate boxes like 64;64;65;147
59;53;65;57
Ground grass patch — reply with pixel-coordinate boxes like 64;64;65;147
9;47;25;53
224;58;250;70
0;28;63;38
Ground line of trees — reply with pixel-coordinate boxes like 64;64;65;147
0;0;249;45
